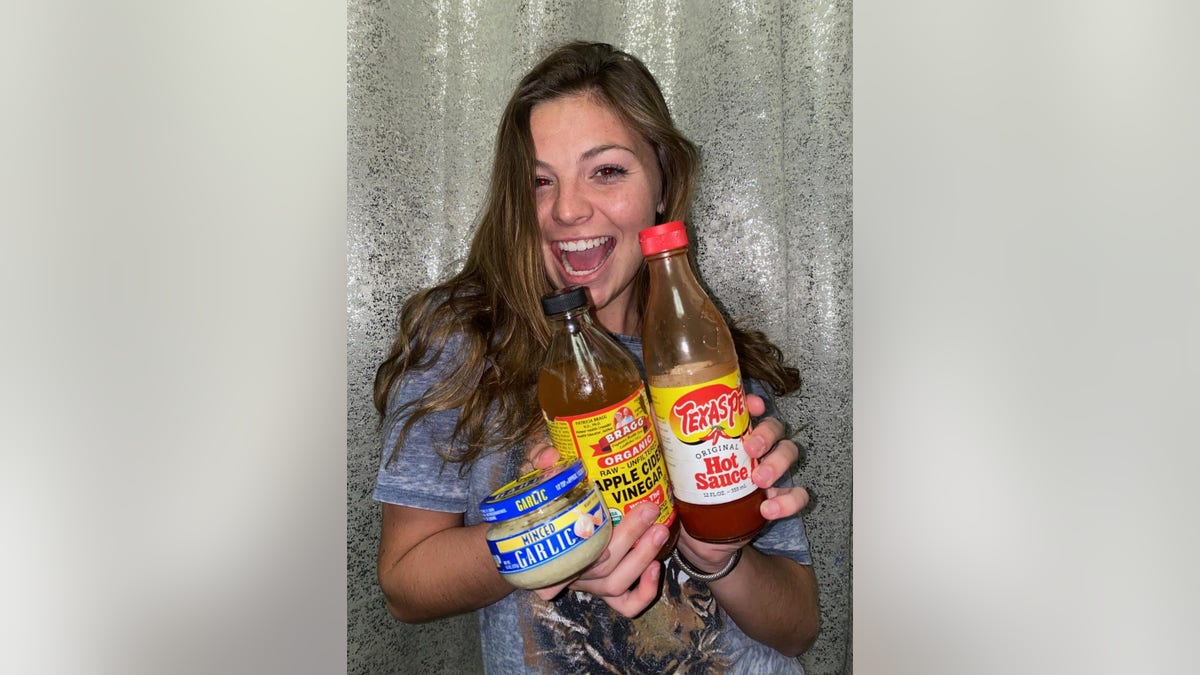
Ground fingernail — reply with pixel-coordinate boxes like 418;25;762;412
650;562;661;580
651;525;668;546
753;467;773;487
762;500;780;518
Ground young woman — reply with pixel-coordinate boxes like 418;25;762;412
373;41;819;673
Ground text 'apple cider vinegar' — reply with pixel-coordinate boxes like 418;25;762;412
539;286;679;560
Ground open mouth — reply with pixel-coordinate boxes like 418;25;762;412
556;236;615;276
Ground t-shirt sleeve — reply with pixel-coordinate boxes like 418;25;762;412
744;377;813;566
372;335;472;513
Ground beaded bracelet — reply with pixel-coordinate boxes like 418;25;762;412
670;547;743;582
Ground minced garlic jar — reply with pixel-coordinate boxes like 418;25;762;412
480;460;612;589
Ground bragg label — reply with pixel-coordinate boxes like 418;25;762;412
544;387;676;528
648;369;757;504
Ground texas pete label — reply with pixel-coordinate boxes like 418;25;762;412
648;369;756;504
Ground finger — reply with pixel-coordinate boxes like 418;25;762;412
759;485;809;520
743;416;784;459
530;545;615;601
598;562;662;619
525;442;561;472
751;438;799;489
578;505;662;581
618;503;660;544
520;441;543;474
745;393;767;417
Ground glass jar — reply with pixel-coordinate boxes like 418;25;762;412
480;460;612;589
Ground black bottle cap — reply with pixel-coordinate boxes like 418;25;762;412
541;286;590;316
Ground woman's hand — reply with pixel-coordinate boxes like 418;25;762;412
741;393;810;520
673;392;809;572
529;503;667;618
524;444;665;617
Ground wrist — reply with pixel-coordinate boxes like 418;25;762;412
671;547;743;582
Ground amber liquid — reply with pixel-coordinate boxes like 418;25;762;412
648;360;766;544
674;492;765;544
540;362;680;560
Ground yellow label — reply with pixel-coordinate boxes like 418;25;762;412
647;369;756;504
544;387;676;528
490;489;604;554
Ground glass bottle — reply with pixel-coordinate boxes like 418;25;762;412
538;286;680;560
639;221;766;543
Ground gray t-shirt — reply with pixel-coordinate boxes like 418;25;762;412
374;332;811;674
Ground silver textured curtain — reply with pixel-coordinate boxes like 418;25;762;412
346;1;852;672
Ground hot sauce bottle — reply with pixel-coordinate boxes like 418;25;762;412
538;286;680;560
639;221;766;544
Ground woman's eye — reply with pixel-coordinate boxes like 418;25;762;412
534;176;552;188
594;165;627;181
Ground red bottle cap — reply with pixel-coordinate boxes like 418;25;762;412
639;221;689;256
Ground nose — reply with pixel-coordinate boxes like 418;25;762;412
551;177;592;226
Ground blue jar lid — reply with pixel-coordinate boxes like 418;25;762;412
480;460;587;523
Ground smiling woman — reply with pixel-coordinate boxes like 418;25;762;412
366;41;819;673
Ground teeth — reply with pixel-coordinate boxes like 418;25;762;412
556;236;612;276
557;237;610;252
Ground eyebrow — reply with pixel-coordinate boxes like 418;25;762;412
534;144;637;169
580;144;635;161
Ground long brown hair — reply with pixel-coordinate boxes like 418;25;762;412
374;42;799;469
